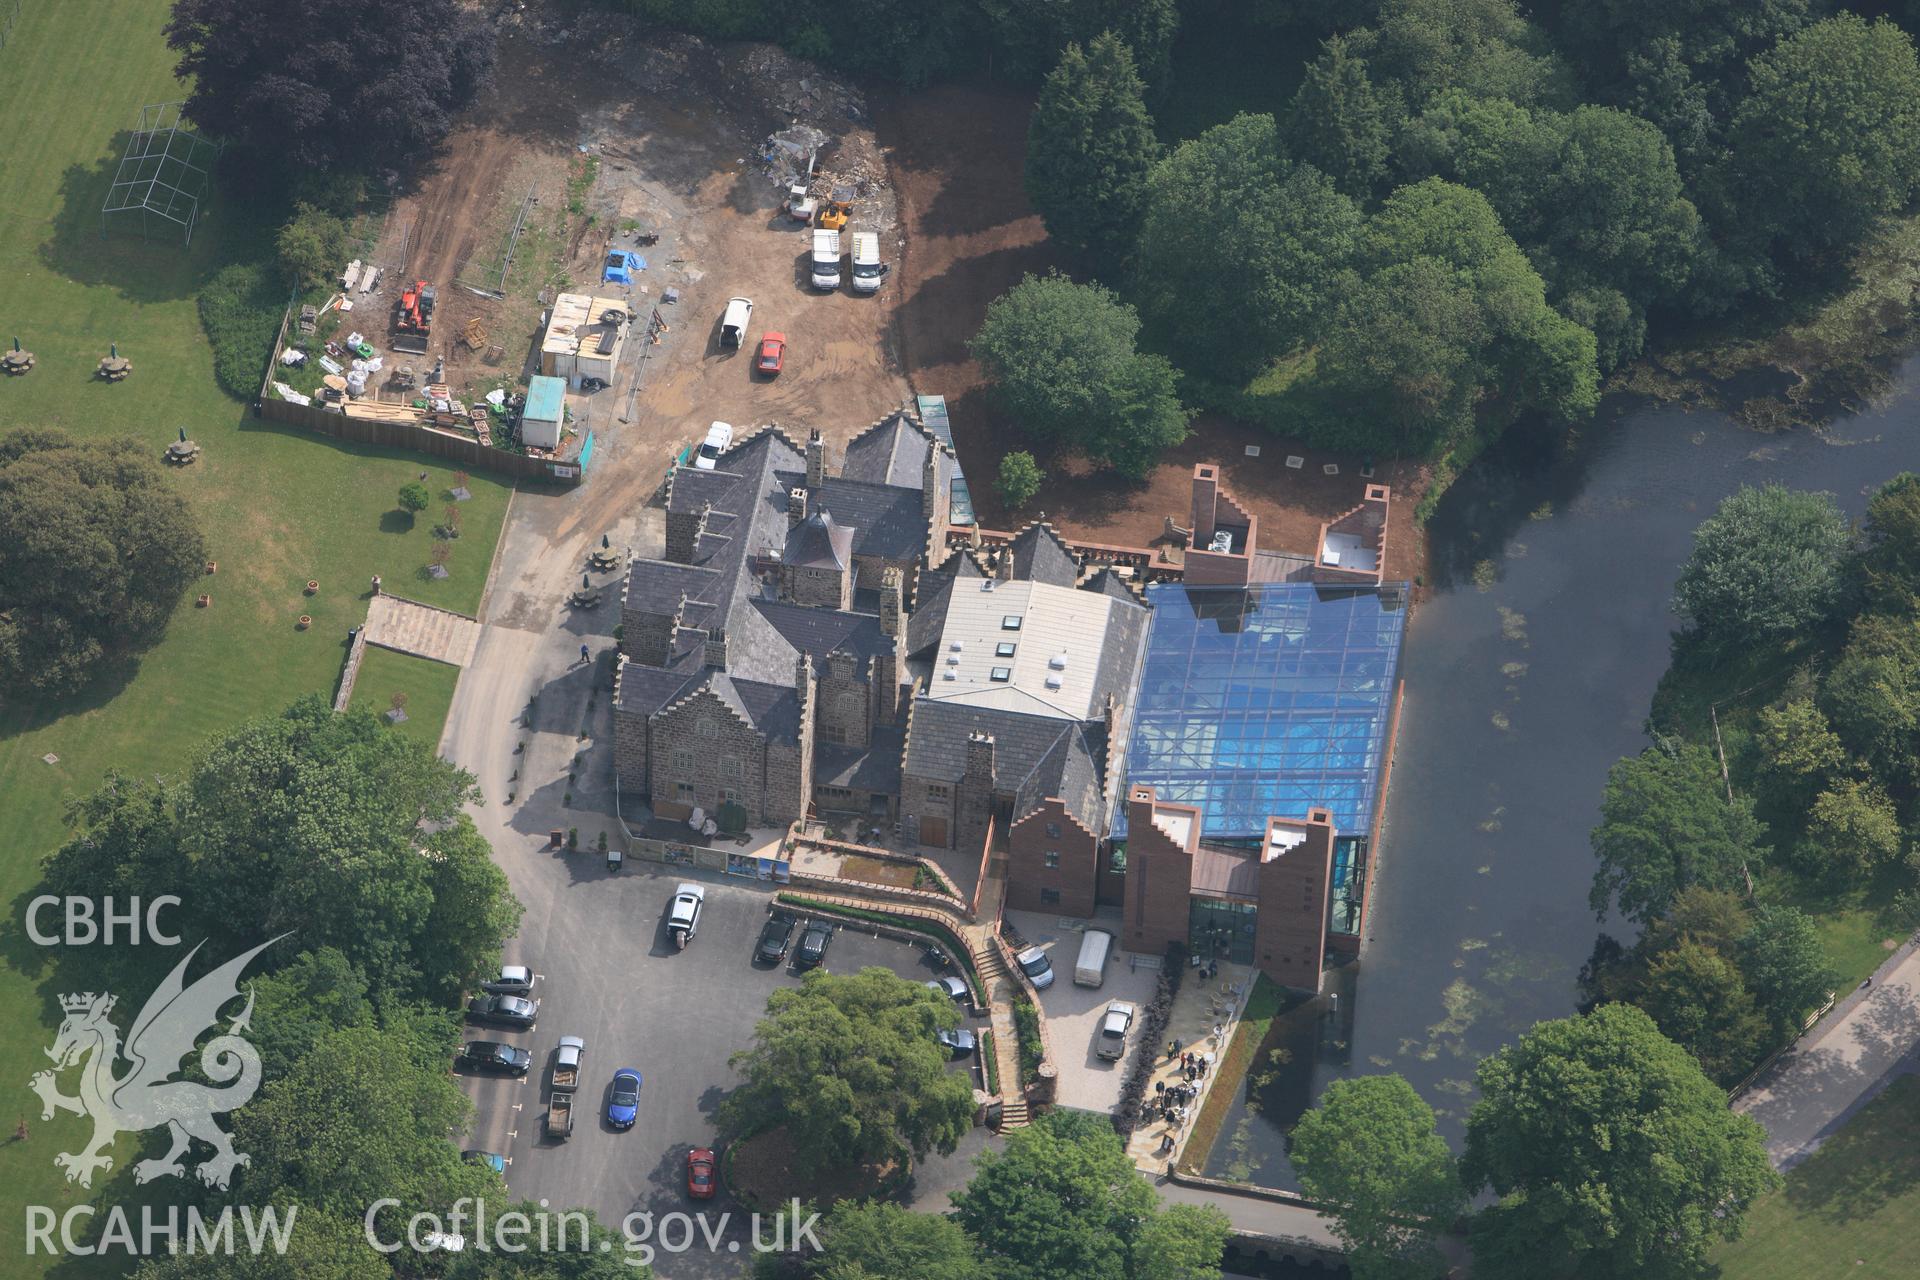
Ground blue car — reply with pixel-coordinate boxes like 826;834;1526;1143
607;1069;641;1130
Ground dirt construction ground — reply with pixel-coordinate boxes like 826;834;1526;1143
363;9;1423;588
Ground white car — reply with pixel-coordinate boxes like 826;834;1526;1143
720;296;753;348
667;882;705;949
1016;946;1055;990
694;422;733;470
1097;1000;1135;1061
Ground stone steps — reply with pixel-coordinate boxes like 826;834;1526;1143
363;594;482;667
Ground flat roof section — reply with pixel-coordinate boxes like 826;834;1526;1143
1117;582;1406;841
524;375;567;423
923;578;1130;721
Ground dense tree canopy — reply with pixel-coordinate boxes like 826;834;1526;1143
1672;484;1851;649
1720;15;1920;271
1738;906;1837;1039
1026;34;1162;264
1752;698;1852;816
953;1111;1229;1280
0;430;206;698
1290;1075;1462;1280
1286;36;1399;201
1134;114;1364;383
1463;1004;1779;1280
234;1023;489;1218
970;272;1190;477
794;1202;984;1280
723;967;975;1175
1856;471;1920;613
1588;740;1764;924
1636;937;1770;1082
166;0;495;174
39;697;520;1002
1349;0;1568;112
1317;178;1599;454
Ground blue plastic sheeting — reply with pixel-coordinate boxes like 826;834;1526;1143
603;251;642;284
1117;582;1406;842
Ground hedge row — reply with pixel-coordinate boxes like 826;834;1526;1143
197;261;286;400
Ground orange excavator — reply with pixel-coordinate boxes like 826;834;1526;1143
391;279;436;354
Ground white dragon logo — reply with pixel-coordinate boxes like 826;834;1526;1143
28;936;283;1190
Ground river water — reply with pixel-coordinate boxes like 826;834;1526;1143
1203;371;1919;1187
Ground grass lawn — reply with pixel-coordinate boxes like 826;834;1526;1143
1713;1076;1920;1280
346;646;465;751
0;4;509;1270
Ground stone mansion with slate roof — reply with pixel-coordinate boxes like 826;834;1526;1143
614;414;1406;993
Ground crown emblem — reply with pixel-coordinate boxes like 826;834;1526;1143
60;992;113;1016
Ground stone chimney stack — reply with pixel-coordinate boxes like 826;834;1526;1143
806;429;826;489
703;625;728;670
788;487;808;529
997;549;1015;583
879;566;904;638
965;732;996;784
922;440;941;521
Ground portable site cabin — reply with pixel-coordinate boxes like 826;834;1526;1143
521;376;567;450
540;293;629;389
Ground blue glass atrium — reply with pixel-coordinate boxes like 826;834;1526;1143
1117;582;1406;844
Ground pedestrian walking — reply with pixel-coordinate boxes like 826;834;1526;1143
579;643;590;665
1213;1021;1224;1041
1155;1080;1165;1096
1173;1037;1183;1057
1167;1040;1177;1061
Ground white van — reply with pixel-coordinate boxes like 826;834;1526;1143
810;229;842;291
720;296;753;348
850;231;885;293
1073;929;1114;988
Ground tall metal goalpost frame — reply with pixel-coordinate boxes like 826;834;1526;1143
100;102;220;248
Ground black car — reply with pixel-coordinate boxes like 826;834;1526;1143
467;994;539;1029
795;920;834;969
457;1042;532;1075
756;913;796;965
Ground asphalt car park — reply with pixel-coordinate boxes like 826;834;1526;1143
458;871;982;1277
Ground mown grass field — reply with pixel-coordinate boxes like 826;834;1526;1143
0;4;508;1270
346;646;464;750
1713;1076;1920;1280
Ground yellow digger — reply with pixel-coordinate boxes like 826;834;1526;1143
817;185;855;233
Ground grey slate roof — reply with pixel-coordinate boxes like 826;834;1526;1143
614;659;701;718
783;511;853;570
815;726;906;793
840;411;940;489
730;677;803;742
1083;567;1142;604
815;476;927;563
622;430;812;689
752;600;893;665
1009;523;1079;588
903;702;1114;834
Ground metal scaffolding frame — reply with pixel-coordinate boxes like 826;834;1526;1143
100;102;219;247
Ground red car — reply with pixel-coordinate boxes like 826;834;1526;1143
686;1147;717;1200
756;332;786;376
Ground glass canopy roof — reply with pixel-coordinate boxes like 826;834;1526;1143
1116;582;1406;842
